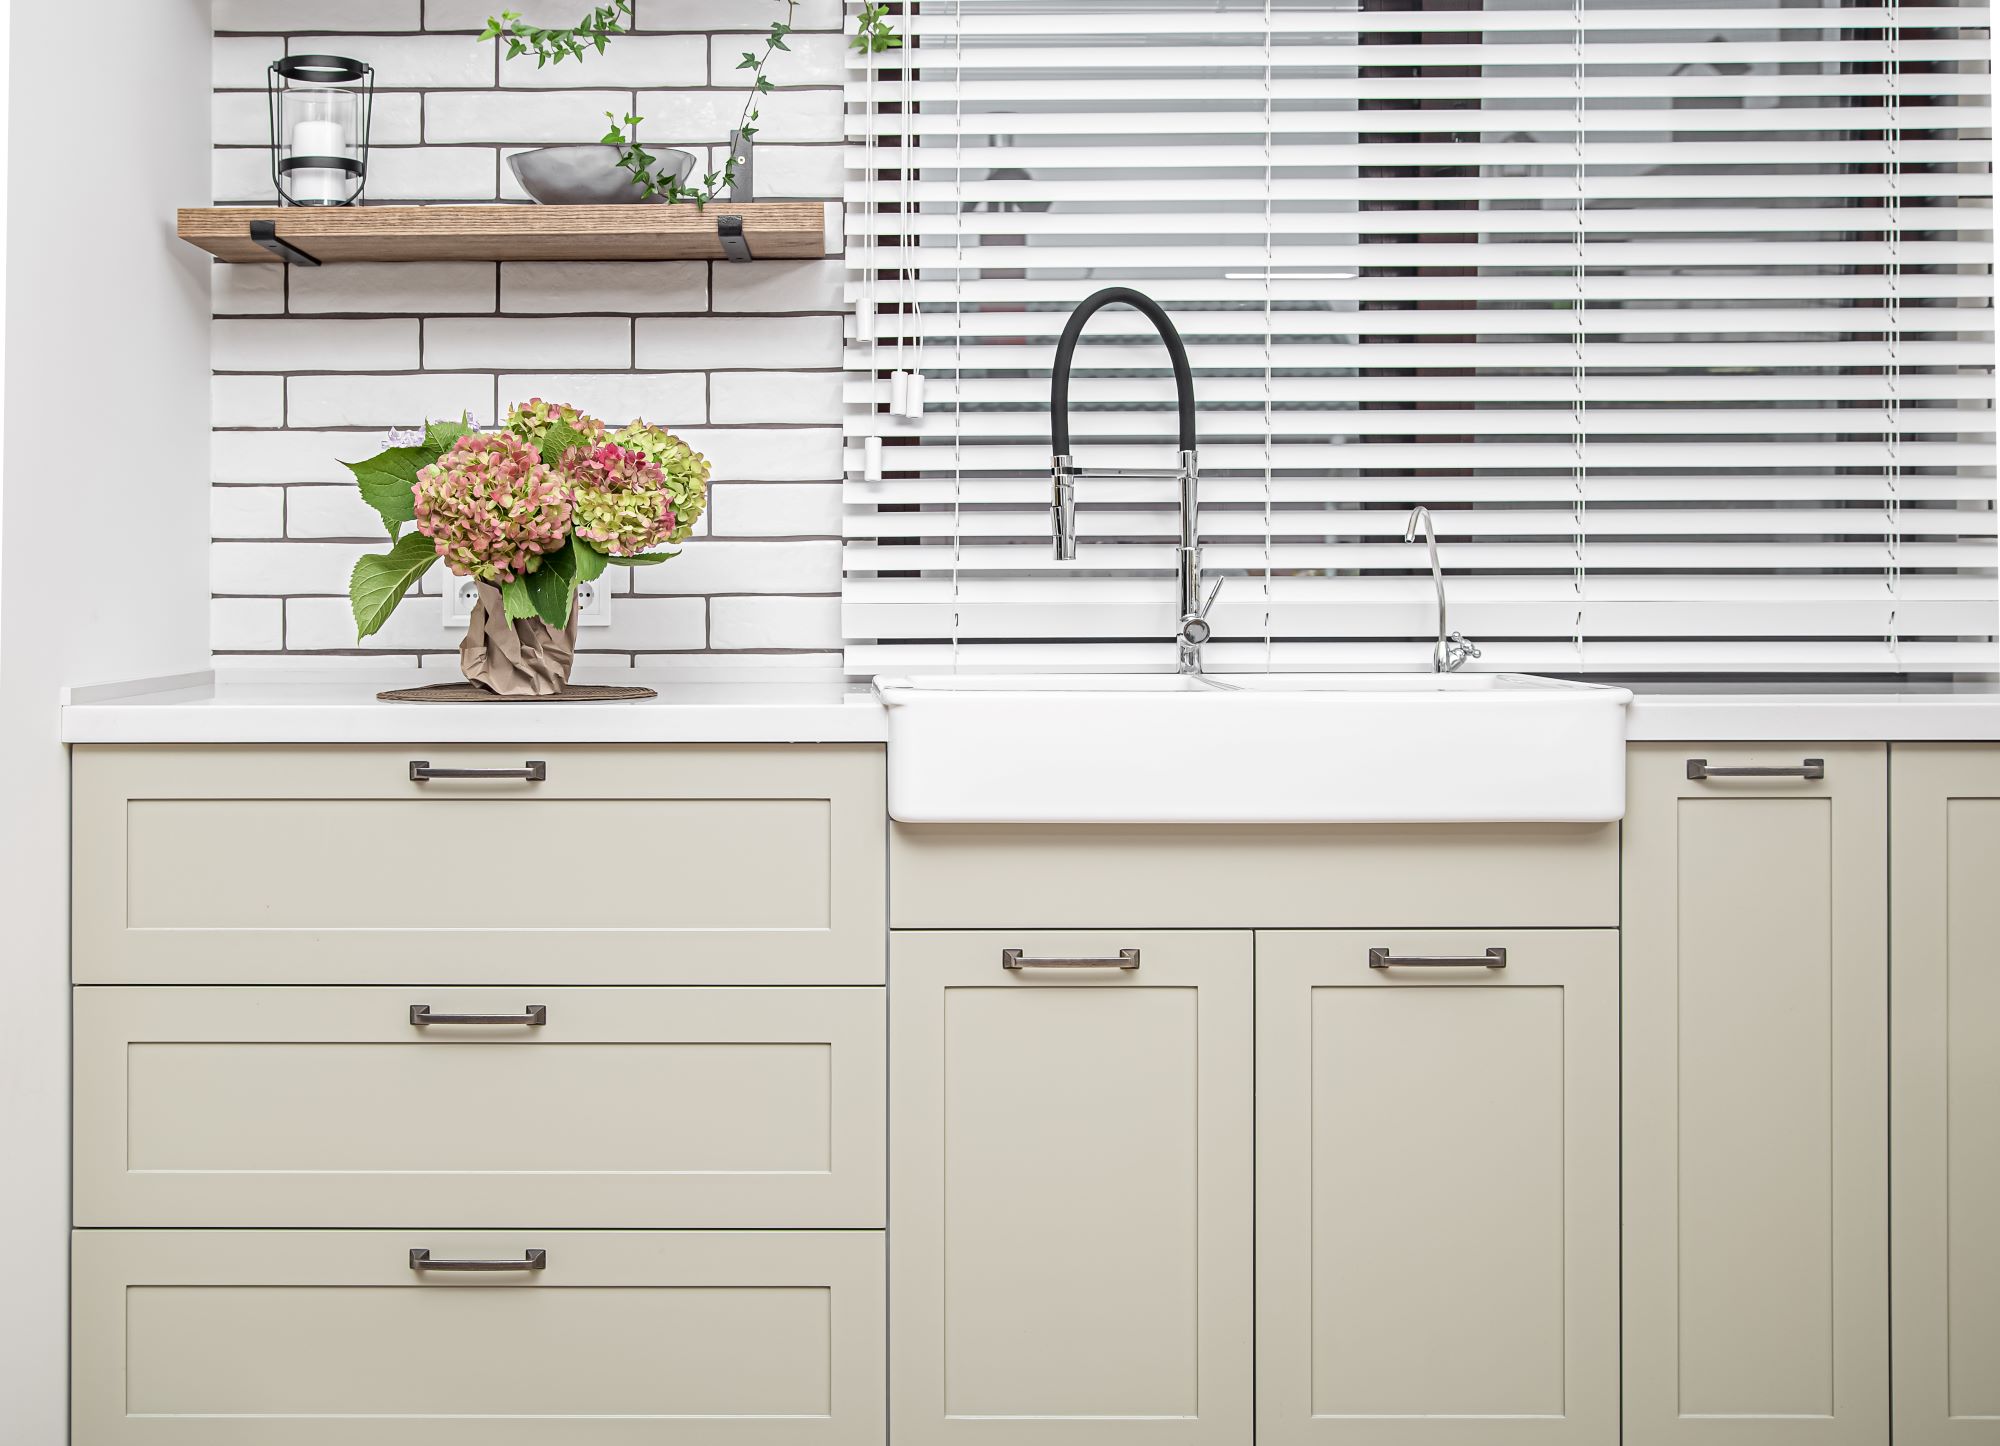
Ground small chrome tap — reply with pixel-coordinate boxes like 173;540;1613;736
1050;286;1216;675
1405;505;1481;673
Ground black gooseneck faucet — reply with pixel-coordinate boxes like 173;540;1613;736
1050;287;1218;674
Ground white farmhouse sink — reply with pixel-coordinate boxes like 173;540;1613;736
874;673;1633;824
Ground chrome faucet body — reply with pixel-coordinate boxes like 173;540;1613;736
1050;287;1217;674
1404;505;1482;673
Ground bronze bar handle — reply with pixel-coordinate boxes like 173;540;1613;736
1002;948;1141;971
1686;758;1824;781
409;760;547;783
409;1005;548;1027
1368;947;1507;970
409;1248;547;1272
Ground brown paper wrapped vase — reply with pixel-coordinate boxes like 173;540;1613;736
459;581;578;698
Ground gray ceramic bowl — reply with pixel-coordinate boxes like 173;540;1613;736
507;144;696;205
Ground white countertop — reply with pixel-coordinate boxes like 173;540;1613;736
61;668;2000;745
62;667;889;744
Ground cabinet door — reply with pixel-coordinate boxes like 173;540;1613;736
1256;929;1618;1446
1891;744;2000;1445
890;930;1252;1444
1624;743;1887;1446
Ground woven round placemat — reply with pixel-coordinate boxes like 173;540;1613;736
377;682;658;703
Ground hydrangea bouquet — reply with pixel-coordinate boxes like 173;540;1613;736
344;401;707;689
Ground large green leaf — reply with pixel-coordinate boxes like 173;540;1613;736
349;531;439;640
524;542;579;629
501;577;539;622
573;541;612;583
602;549;679;567
425;414;475;456
538;418;592;469
342;447;428;539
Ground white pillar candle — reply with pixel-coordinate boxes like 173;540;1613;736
288;118;349;204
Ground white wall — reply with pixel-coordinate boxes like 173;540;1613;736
0;2;213;1440
209;1;846;669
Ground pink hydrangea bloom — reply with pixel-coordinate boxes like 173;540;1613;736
566;440;679;556
413;432;573;584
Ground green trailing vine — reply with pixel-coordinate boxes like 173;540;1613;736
480;1;902;206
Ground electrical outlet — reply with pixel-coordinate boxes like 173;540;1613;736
442;576;612;627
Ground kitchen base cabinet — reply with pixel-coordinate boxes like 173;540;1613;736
72;1229;886;1445
1892;744;2000;1445
1255;930;1619;1446
889;930;1253;1444
1623;743;1888;1446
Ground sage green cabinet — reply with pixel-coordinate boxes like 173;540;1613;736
1255;929;1619;1446
889;930;1253;1444
1622;743;1888;1446
1891;744;2000;1445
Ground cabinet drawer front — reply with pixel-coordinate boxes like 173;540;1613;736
890;930;1253;1444
1255;930;1619;1446
76;986;884;1228
73;1230;884;1445
73;745;884;984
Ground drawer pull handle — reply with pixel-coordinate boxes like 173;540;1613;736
409;760;547;783
409;1248;547;1273
1369;947;1507;970
1002;948;1141;971
409;1005;548;1027
1686;758;1824;781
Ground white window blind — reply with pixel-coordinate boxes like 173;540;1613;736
842;0;1996;676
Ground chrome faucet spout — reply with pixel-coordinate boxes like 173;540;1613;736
1405;505;1481;674
1049;287;1212;673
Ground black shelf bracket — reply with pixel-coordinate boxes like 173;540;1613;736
716;214;753;263
249;220;322;266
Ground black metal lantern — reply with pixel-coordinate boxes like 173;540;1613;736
267;55;374;206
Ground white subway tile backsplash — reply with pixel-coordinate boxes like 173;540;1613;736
425;89;634;143
215;430;378;486
709;595;842;650
500;260;707;313
287;485;400;539
211;263;287;316
287;373;498;429
214;541;368;596
709;31;845;86
293;32;499;87
214;36;286;89
213;319;420;372
497;372;706;426
679;426;841;481
636;315;840;369
286;595;462;651
747;144;842;199
709;482;841;537
633;538;839;595
635;85;840;145
711;257;843;313
215;0;420;31
424;316;633;368
500;33;704;88
211;486;288;540
212;6;849;664
587;595;707;650
641;0;844;29
710;370;840;424
213;375;288;429
289;262;498;315
212;598;285;652
364;146;502;200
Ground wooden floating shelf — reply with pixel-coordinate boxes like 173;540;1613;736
176;202;834;265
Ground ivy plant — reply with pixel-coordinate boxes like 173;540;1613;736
480;1;901;206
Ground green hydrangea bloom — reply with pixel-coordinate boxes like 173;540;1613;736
506;397;606;451
611;420;709;544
